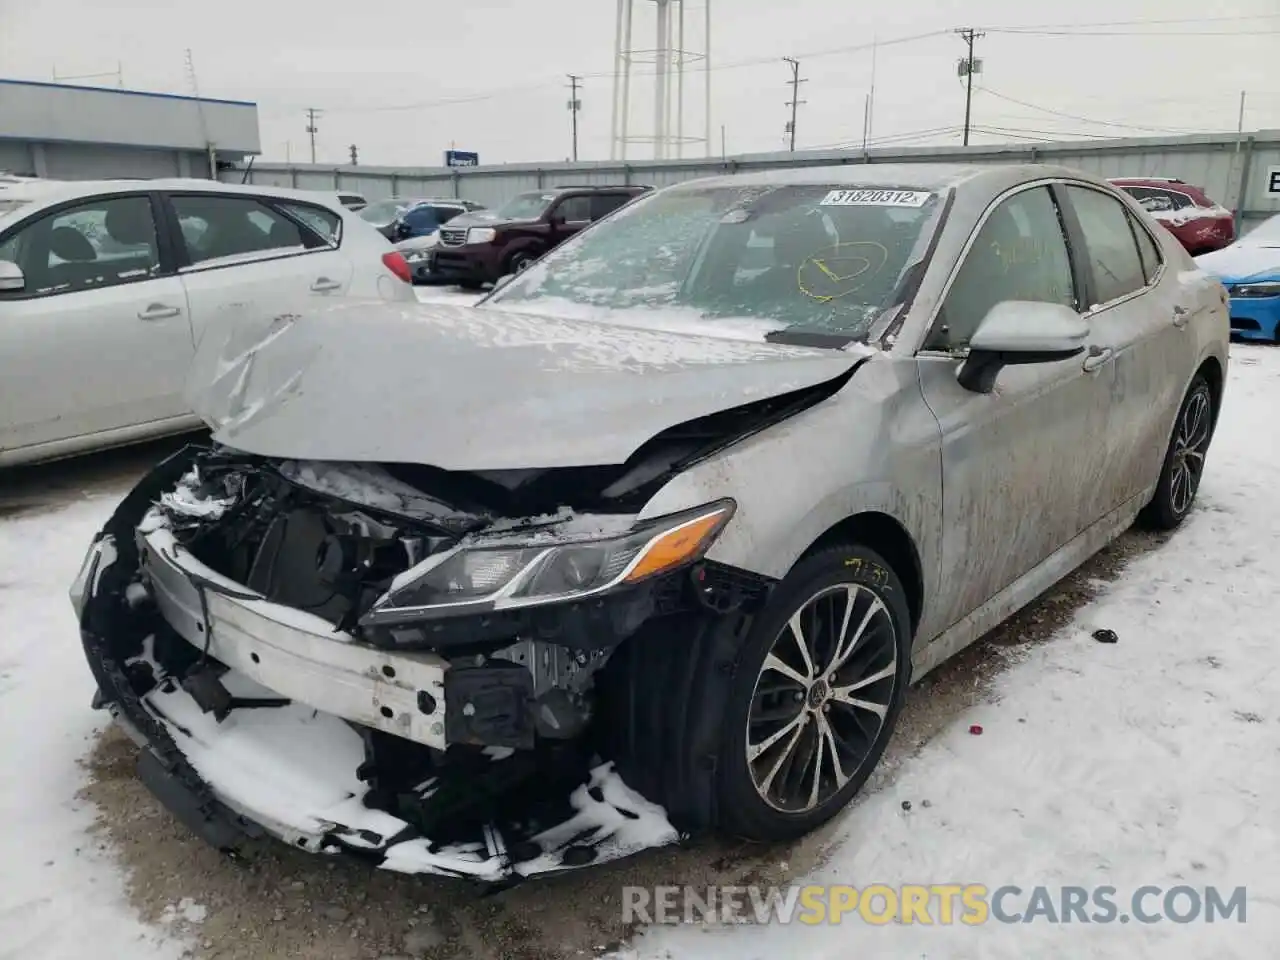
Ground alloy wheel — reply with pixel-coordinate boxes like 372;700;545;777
746;583;898;813
1170;384;1212;517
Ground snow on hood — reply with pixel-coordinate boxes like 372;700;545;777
183;300;866;470
1194;242;1280;283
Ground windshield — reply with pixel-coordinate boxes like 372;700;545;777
359;200;411;223
497;192;556;220
486;183;945;340
1244;214;1280;244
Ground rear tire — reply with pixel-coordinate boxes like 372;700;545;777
1137;374;1215;530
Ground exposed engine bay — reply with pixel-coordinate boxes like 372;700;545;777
74;373;864;878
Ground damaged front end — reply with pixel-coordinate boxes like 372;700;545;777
71;434;777;881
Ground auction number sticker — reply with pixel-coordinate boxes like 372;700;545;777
820;189;932;207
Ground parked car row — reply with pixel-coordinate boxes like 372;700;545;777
66;162;1231;883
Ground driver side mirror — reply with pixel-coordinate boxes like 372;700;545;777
957;300;1088;394
0;260;25;293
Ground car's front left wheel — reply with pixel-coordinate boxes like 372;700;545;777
715;545;912;841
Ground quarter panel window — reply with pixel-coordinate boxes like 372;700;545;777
1065;186;1147;305
928;186;1076;351
0;195;161;298
171;194;322;267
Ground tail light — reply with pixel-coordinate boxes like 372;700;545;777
381;251;412;284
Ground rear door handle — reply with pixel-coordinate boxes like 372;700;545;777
137;303;181;321
1082;345;1114;373
311;277;342;292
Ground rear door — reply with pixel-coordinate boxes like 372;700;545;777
0;191;195;451
161;191;352;348
1059;183;1196;509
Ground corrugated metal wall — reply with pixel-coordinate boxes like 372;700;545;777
223;130;1280;229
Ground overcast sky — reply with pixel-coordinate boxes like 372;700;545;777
1;0;1277;167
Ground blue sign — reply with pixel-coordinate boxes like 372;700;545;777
444;150;479;168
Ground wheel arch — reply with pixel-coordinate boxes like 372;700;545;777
798;511;924;635
1196;354;1224;426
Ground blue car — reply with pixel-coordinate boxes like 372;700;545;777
1196;213;1280;342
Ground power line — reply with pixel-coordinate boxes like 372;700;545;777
782;57;807;152
305;107;322;164
955;28;984;147
979;88;1214;135
566;74;583;162
987;27;1280;37
991;13;1280;30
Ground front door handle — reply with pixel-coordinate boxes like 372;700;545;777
138;303;181;321
311;277;342;292
1082;345;1114;373
1172;304;1190;329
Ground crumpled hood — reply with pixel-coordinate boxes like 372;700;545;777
1195;243;1280;283
184;300;867;470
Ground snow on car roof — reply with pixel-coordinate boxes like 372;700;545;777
0;177;353;211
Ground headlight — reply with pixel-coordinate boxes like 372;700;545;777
1232;281;1280;298
467;227;496;244
362;501;734;625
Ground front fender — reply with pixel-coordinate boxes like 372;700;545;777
637;357;943;607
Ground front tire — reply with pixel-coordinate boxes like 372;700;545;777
1138;375;1215;530
715;545;912;841
504;249;538;276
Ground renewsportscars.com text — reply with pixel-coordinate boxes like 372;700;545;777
622;884;1248;926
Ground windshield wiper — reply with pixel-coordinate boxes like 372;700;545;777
764;328;860;349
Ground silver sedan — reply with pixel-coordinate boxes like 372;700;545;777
71;162;1228;880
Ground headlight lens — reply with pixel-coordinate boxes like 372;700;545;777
363;501;734;624
467;227;496;244
1232;281;1280;298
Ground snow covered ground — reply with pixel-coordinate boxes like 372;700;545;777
1;342;1277;959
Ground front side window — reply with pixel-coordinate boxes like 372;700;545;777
171;195;321;267
0;195;161;297
926;186;1076;351
1064;186;1148;305
554;196;593;222
590;194;631;220
487;182;945;341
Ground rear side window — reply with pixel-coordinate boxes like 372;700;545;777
928;186;1076;351
1064;186;1148;305
170;195;329;267
1129;213;1163;285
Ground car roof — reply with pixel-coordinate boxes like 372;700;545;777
667;162;1100;196
0;177;354;210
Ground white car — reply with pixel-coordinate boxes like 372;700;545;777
0;178;417;467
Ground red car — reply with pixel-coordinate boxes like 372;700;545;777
1109;177;1235;255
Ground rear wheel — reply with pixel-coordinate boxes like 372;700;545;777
1138;374;1215;530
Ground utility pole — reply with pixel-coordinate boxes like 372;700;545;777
305;108;322;164
348;144;359;166
955;28;985;147
567;74;583;162
782;57;807;152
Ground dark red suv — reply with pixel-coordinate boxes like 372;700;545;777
429;184;651;288
1109;177;1235;256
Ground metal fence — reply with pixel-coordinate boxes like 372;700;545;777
221;130;1280;229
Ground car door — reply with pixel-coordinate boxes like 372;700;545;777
1059;183;1195;511
548;194;593;243
163;192;353;349
916;183;1115;630
0;192;195;452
